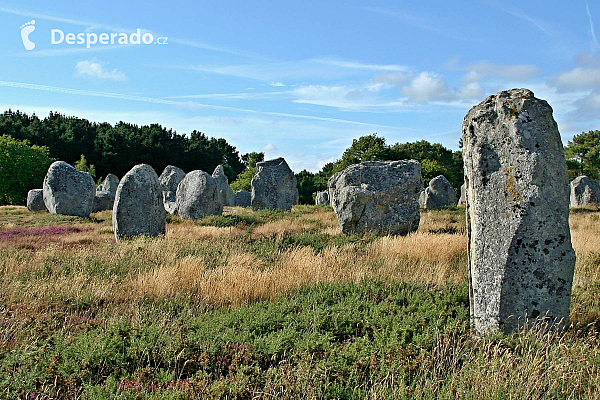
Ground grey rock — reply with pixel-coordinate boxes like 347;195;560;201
27;189;46;211
97;174;119;194
212;165;235;206
315;191;330;205
43;161;95;217
113;164;166;240
462;88;575;335
457;183;466;206
251;158;297;211
176;170;222;219
293;188;300;205
234;190;251;207
92;190;115;212
328;160;422;236
162;191;178;214
420;175;457;209
570;176;600;206
158;166;186;192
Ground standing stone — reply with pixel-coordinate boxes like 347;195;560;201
328;160;422;236
158;166;186;214
212;165;235;207
92;191;115;212
570;176;600;207
27;189;46;211
457;183;466;206
420;175;457;209
315;191;330;206
251;158;297;211
234;190;251;207
176;170;222;219
43;161;95;217
293;188;300;206
113;164;165;241
462;88;575;335
97;174;119;194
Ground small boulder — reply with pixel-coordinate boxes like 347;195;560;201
158;166;186;192
328;160;422;236
234;190;251;207
27;189;46;211
43;161;95;217
251;158;297;211
570;176;600;207
97;174;119;194
212;165;235;207
92;191;115;212
315;191;330;205
113;164;166;240
420;175;457;209
176;170;222;219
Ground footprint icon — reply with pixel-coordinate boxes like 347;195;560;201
20;20;35;51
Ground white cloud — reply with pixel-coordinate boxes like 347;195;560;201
372;72;412;87
456;82;485;100
553;67;600;91
586;1;600;52
464;61;540;81
315;58;407;72
262;143;277;152
75;60;126;81
401;72;451;103
268;81;286;87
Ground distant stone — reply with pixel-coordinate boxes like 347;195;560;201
234;190;251;207
176;170;222;219
158;166;186;192
27;189;46;211
162;191;178;214
570;176;600;207
92;190;115;212
43;161;95;217
328;160;422;236
420;175;457;209
97;174;119;194
457;183;466;206
462;88;575;335
113;164;166;240
212;165;235;206
293;188;300;205
315;191;330;205
251;158;297;211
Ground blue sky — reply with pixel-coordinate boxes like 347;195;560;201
1;0;599;172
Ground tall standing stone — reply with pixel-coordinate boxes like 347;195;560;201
251;158;297;211
315;191;330;205
43;161;95;217
212;165;235;207
113;164;166;241
27;189;46;211
420;175;457;209
328;160;422;236
462;89;575;334
570;176;600;207
176;170;222;219
97;174;119;194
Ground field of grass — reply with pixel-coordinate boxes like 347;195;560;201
0;204;599;399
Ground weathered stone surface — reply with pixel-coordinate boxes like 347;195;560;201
462;88;575;335
570;176;600;206
212;165;235;206
43;161;95;217
162;191;178;214
420;175;457;209
158;166;186;192
293;188;299;206
113;164;166;240
234;190;251;207
251;158;297;211
176;170;222;219
27;189;46;211
97;174;119;194
315;191;330;205
92;190;115;212
328;160;422;236
457;183;466;206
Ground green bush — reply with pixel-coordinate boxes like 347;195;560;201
0;135;54;205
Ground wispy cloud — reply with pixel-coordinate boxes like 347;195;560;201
315;58;407;72
586;1;600;51
163;91;289;100
487;2;553;36
363;6;441;33
462;61;541;81
75;60;126;81
268;81;286;87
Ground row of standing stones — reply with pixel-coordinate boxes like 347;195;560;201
24;88;600;335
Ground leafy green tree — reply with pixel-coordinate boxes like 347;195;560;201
230;168;255;192
0;135;54;205
564;130;600;180
337;134;389;172
74;154;96;178
296;170;319;204
420;159;450;185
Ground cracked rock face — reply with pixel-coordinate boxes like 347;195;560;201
570;176;600;207
176;170;222;219
315;191;330;206
113;164;166;241
92;190;115;212
328;160;422;236
462;88;575;335
420;175;457;209
212;165;235;207
43;161;95;217
251;158;297;211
